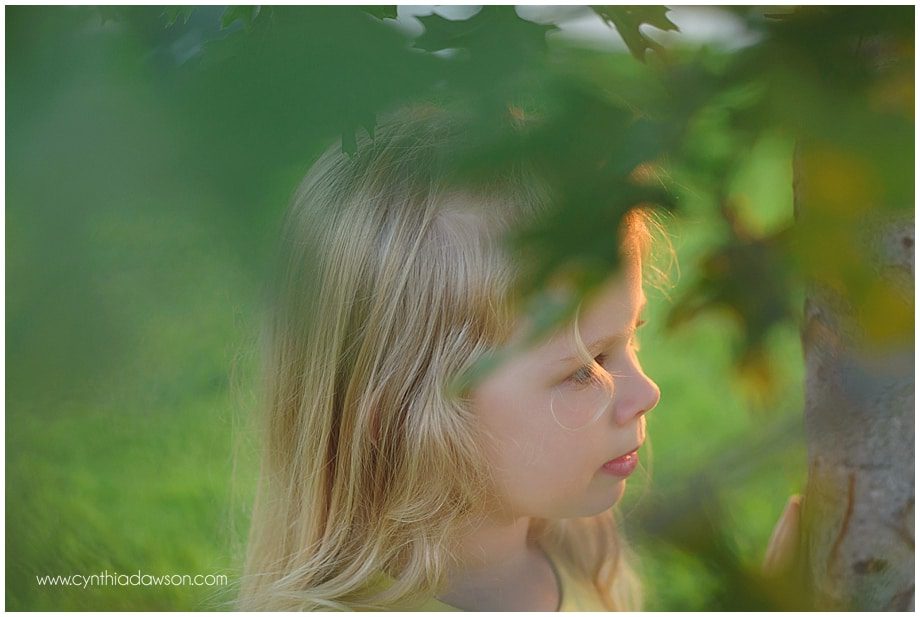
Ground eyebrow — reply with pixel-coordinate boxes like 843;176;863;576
555;296;648;364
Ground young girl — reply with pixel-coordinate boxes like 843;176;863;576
237;101;671;611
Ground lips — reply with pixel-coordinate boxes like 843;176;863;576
608;444;641;463
600;447;640;476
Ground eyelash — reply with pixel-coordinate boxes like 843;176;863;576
569;353;608;386
567;319;646;386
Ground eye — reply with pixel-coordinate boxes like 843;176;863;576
568;353;608;387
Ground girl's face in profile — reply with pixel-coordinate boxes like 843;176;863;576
472;251;659;519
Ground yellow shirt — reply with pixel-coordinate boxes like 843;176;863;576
361;546;608;611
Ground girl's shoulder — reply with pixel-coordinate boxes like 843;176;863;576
356;570;461;612
359;543;608;612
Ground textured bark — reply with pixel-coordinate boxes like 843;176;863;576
794;141;915;609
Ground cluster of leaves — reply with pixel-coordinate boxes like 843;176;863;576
591;5;679;61
97;2;909;403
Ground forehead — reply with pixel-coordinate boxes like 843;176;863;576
578;258;643;326
509;254;644;358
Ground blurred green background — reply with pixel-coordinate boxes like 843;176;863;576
6;5;812;611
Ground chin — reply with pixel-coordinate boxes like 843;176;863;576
570;478;627;518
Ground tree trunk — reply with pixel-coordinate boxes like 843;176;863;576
794;132;915;609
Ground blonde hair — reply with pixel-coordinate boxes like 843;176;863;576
236;102;672;611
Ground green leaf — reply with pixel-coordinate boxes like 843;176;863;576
413;6;558;57
358;110;376;142
664;221;799;404
161;7;195;28
95;7;129;26
341;128;357;158
591;5;679;62
360;6;398;21
220;5;262;32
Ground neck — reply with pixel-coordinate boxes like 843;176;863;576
436;513;553;611
449;513;534;572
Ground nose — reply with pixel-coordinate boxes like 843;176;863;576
613;364;660;427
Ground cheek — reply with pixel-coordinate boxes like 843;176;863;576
477;391;592;497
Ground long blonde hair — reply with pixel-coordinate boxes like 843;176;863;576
236;102;670;611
